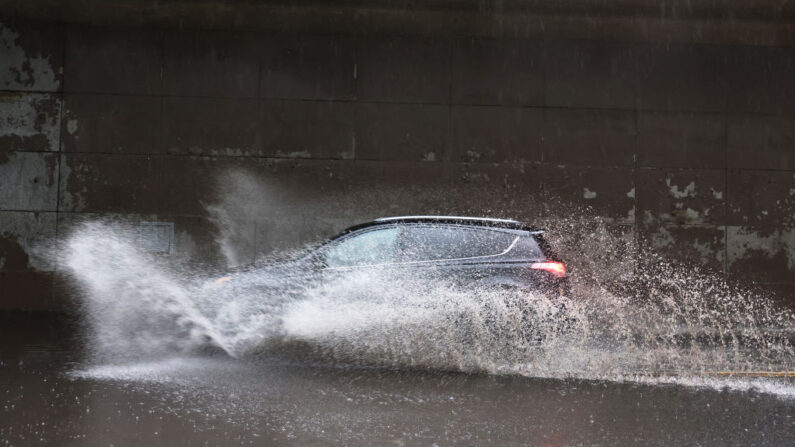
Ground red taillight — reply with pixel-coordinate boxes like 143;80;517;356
531;262;567;278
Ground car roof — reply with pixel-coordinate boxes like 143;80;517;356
374;215;520;225
339;215;544;236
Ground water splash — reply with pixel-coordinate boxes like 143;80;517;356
61;214;794;396
63;222;231;360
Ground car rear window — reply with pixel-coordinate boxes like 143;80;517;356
396;225;518;262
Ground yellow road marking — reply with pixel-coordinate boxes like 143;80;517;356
703;371;795;378
635;371;795;378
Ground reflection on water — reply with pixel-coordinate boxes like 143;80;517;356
1;313;793;446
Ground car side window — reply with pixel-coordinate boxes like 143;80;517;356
396;225;517;262
324;227;399;268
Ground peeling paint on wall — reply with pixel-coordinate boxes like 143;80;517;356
650;225;675;249
0;211;56;270
646;223;725;268
727;226;795;271
0;151;59;211
691;237;725;266
644;205;708;226
337;149;355;159
0;19;794;310
464;150;482;162
666;178;696;198
274;150;312;158
625;206;635;222
57;160;88;212
0;23;60;91
671;206;702;221
66;118;79;135
0;93;61;152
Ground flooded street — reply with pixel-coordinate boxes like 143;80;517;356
2;220;791;446
1;313;793;446
2;0;795;445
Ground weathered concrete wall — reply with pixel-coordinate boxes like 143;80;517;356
1;2;794;310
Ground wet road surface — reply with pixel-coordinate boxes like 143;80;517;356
1;312;793;446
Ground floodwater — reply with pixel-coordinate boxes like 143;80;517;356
2;218;794;446
1;313;793;447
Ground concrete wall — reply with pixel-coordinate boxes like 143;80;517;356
1;2;794;310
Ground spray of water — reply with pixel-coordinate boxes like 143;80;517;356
59;177;795;397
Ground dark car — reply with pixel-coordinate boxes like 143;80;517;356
313;216;569;296
219;216;568;298
209;216;571;354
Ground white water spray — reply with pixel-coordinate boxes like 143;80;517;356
62;217;794;397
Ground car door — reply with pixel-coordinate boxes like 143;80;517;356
315;224;527;289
